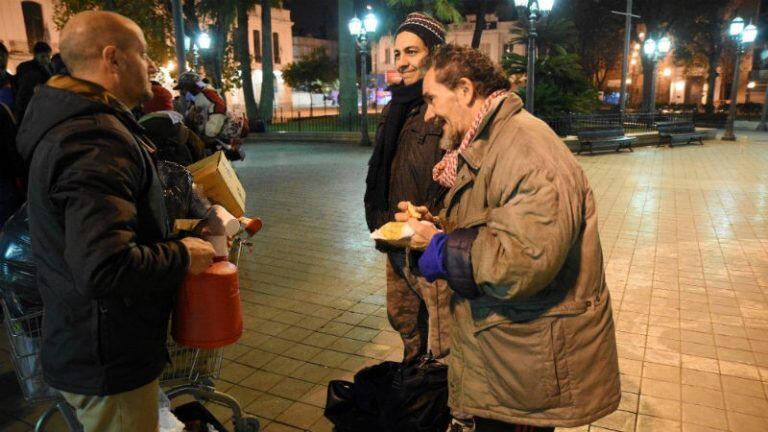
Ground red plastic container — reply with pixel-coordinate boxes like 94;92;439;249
172;259;243;348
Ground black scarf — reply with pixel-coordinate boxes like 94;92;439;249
364;81;424;230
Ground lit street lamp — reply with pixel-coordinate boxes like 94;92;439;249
723;17;757;141
349;10;378;147
641;35;671;112
186;31;212;69
514;0;555;114
197;32;212;50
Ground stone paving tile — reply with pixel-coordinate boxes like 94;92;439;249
4;136;768;431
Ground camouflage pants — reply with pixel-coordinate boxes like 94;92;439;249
385;257;452;363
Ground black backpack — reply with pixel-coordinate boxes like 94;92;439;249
325;356;451;432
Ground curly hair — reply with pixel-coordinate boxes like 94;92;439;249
423;44;509;98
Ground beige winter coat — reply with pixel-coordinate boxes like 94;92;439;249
439;93;621;427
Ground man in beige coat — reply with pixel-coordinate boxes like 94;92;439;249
396;44;621;432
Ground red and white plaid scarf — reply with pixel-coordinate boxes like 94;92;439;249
432;90;508;188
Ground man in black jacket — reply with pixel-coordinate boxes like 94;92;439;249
13;41;53;122
16;11;215;431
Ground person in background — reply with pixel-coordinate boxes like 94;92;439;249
140;81;207;165
0;42;15;107
16;11;215;431
175;71;227;141
364;12;451;364
397;44;621;432
13;41;53;121
175;71;247;160
51;53;70;76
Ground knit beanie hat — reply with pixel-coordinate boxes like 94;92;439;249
142;82;174;113
396;12;446;49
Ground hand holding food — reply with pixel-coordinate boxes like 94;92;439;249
395;201;434;222
406;219;440;251
371;218;440;250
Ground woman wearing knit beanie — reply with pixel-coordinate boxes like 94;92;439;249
363;11;452;372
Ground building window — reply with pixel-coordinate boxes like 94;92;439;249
22;1;45;53
504;43;515;55
384;48;391;65
252;30;262;62
273;32;281;64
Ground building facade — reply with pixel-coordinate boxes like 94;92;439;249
292;36;338;60
601;0;763;109
226;4;295;113
0;0;60;73
1;1;296;113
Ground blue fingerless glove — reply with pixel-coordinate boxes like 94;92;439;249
418;233;448;282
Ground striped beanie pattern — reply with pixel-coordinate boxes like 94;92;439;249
396;12;446;49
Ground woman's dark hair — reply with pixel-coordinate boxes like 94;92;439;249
423;44;509;98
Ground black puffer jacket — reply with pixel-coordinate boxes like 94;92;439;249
16;77;189;396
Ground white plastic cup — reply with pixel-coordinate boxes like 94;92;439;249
207;205;240;237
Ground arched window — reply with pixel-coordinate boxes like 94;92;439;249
22;1;45;53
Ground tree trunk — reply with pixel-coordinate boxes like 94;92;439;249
705;52;719;113
471;0;488;49
259;0;274;122
198;8;231;93
338;0;358;120
236;0;260;124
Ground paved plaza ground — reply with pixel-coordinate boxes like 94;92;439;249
2;132;768;431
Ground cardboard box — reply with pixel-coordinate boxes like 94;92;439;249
187;151;246;217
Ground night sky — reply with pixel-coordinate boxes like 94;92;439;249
286;1;519;41
287;0;340;39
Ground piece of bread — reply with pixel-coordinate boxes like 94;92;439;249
377;222;408;240
407;202;422;219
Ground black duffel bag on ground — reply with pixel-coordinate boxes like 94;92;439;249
325;356;451;432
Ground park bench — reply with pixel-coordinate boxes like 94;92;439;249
655;121;705;147
576;127;636;155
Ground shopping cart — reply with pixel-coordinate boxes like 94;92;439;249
1;235;260;432
0;301;81;431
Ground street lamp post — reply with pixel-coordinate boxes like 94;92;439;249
612;0;640;113
171;0;186;76
348;11;378;147
641;36;671;113
196;32;211;70
514;0;554;114
723;17;757;141
757;48;768;131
